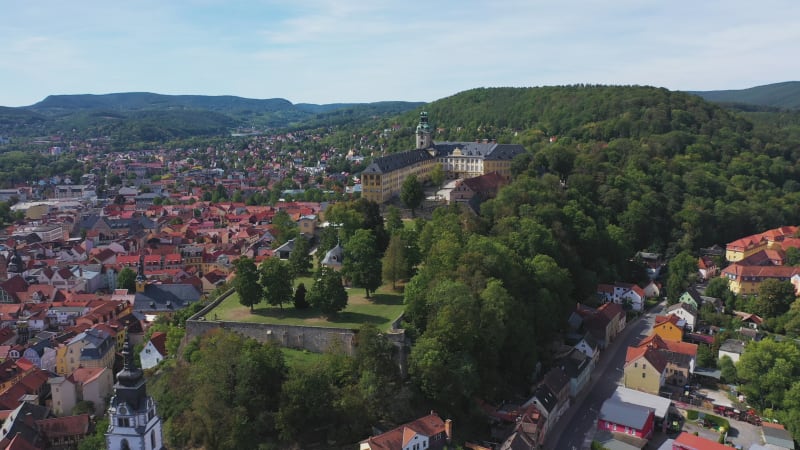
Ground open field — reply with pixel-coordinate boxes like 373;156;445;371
204;282;405;331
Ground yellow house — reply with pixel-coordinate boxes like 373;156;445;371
56;328;116;375
721;263;800;295
725;226;798;262
652;315;684;342
623;346;667;395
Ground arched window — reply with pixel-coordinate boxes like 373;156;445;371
151;430;156;449
121;439;131;450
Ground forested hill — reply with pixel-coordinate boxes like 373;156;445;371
690;81;800;110
377;85;800;293
0;93;424;140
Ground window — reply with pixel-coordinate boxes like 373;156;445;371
642;373;646;378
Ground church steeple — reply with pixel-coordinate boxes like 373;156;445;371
106;338;164;450
415;111;432;149
136;252;147;293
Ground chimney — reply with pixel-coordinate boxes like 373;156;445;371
445;419;453;443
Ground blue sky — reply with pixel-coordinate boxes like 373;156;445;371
1;0;798;107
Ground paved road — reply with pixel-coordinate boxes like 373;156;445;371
545;304;663;450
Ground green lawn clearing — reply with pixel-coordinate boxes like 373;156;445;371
281;348;324;369
205;282;405;331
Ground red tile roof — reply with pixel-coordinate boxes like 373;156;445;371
637;334;698;357
360;413;447;450
673;431;730;450
624;346;667;373
149;332;168;356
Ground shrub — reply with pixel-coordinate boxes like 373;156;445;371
686;410;699;420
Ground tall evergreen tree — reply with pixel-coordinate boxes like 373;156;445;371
382;234;408;290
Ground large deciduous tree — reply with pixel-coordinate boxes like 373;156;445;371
287;235;312;277
117;267;137;293
259;257;295;310
233;256;261;312
755;278;796;318
667;250;698;304
400;174;424;216
308;267;348;316
344;229;382;298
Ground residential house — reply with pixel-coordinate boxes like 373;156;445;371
697;256;719;281
274;239;296;260
132;283;202;317
56;328;114;375
665;303;698;332
721;263;800;295
0;402;51;448
79;327;116;371
597;398;655;440
761;422;795;450
641;281;661;299
559;348;593;398
652;315;684;342
497;403;547;450
623;346;667;395
718;339;746;363
584;302;626;349
139;332;167;369
527;380;569;426
49;367;113;417
635;252;664;280
635;334;697;387
36;414;91;450
724;226;797;262
542;366;571;411
733;311;763;330
359;412;452;450
677;289;702;310
610;386;673;434
672;431;732;450
596;282;647;312
297;214;317;236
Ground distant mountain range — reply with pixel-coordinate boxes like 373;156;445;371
689;81;800;110
2;82;799;142
0;92;425;140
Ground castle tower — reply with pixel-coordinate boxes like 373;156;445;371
415;111;432;149
106;340;164;450
136;253;147;294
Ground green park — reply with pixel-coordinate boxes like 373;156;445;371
204;279;405;331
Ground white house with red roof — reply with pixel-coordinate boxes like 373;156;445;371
359;412;452;450
139;332;167;370
596;282;647;312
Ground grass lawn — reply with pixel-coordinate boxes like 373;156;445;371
205;282;405;331
281;348;324;369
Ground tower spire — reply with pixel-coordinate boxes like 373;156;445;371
416;111;432;149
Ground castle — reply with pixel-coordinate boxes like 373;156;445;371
360;112;525;203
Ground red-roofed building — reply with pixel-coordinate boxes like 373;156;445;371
672;431;730;450
634;334;697;387
140;332;168;370
623;346;667;395
652;315;684;342
359;413;452;450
